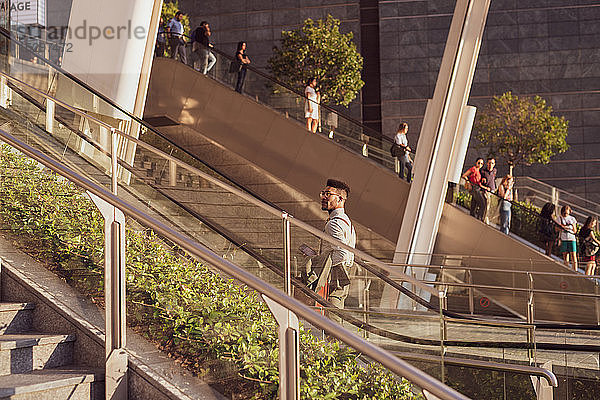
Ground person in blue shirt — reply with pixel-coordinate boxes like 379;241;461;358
155;17;166;57
167;11;187;64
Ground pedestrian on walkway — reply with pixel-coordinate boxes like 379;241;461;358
539;202;559;256
234;41;250;93
305;179;356;310
497;175;514;234
192;21;216;74
461;158;487;221
392;122;413;183
167;11;187;64
155;17;166;57
559;205;578;271
480;157;497;223
578;216;600;275
305;78;320;133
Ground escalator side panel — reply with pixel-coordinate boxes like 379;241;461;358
145;58;410;243
436;204;597;323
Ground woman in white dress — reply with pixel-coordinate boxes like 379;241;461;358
305;77;320;133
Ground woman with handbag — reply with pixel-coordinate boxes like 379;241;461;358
234;41;251;93
539;202;559;256
578;216;600;275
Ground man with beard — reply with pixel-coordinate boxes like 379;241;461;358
306;179;357;309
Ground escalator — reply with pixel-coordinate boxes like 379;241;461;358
2;31;600;399
146;51;599;325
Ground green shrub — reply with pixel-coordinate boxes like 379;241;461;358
0;145;421;400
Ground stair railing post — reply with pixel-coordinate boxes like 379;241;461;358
439;287;447;384
282;212;291;296
0;76;8;108
261;212;300;400
45;99;54;134
595;280;600;326
263;293;300;400
87;192;128;400
527;272;536;366
111;128;118;194
467;268;474;315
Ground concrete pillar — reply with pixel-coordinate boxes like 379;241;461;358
393;0;491;305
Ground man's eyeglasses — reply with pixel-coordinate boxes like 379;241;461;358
320;190;345;200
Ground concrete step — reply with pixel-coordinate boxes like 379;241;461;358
0;367;104;400
0;334;75;376
0;304;34;335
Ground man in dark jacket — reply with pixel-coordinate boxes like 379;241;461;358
480;157;497;223
192;21;216;74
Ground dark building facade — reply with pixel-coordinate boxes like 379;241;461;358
180;1;600;202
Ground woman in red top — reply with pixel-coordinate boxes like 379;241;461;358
461;158;487;221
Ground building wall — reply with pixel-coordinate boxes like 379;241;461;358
380;0;600;202
176;1;600;203
178;0;364;119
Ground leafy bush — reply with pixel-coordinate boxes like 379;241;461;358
0;145;421;400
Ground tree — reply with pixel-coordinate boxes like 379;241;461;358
268;15;364;107
474;92;569;175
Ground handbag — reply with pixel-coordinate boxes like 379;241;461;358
228;59;242;73
584;237;599;257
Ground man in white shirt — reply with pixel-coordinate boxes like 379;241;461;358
393;122;413;182
167;11;187;64
311;179;357;309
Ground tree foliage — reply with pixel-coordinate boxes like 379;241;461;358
474;92;569;172
268;15;364;107
0;145;421;400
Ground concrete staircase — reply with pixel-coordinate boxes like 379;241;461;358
0;302;104;399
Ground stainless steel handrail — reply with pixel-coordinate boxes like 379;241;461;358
391;352;558;387
0;69;438;297
423;264;600;278
0;128;470;400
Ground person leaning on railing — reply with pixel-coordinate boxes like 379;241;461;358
577;216;600;276
461;158;487;221
497;175;514;235
391;122;413;183
167;11;187;64
233;41;251;94
480;157;497;224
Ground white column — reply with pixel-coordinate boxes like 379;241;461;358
57;0;161;118
448;105;477;184
393;0;490;303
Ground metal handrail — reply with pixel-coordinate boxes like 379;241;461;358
0;128;470;400
0;69;437;298
179;39;417;161
423;264;600;278
391;352;558;387
0;27;284;213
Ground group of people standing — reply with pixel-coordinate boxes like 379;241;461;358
156;12;251;93
539;203;600;275
461;157;514;234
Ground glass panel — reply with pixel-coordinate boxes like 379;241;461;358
158;41;407;173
